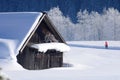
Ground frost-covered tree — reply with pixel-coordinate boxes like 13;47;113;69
77;10;100;40
47;7;120;41
47;7;75;40
76;8;120;41
100;8;120;40
77;10;88;40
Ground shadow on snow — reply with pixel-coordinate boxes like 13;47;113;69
68;44;120;51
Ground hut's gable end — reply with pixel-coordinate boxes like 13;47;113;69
26;18;64;46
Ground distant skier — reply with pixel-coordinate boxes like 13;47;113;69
105;41;108;49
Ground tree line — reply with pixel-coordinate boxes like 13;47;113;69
48;7;120;41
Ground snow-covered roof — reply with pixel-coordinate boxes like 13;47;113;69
30;43;70;53
0;12;43;58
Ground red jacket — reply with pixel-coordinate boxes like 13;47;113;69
105;41;108;46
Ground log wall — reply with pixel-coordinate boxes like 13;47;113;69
17;47;63;70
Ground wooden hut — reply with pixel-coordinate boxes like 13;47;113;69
0;12;70;70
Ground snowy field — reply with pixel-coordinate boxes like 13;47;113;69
1;41;120;80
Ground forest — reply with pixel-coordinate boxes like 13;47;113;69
48;7;120;41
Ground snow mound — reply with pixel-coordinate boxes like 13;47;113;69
0;59;24;71
0;38;24;71
0;38;17;60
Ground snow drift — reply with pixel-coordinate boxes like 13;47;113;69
0;38;24;71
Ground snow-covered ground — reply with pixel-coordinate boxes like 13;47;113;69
1;41;120;80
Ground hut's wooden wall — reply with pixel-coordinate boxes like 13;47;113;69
17;47;36;69
17;47;63;70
